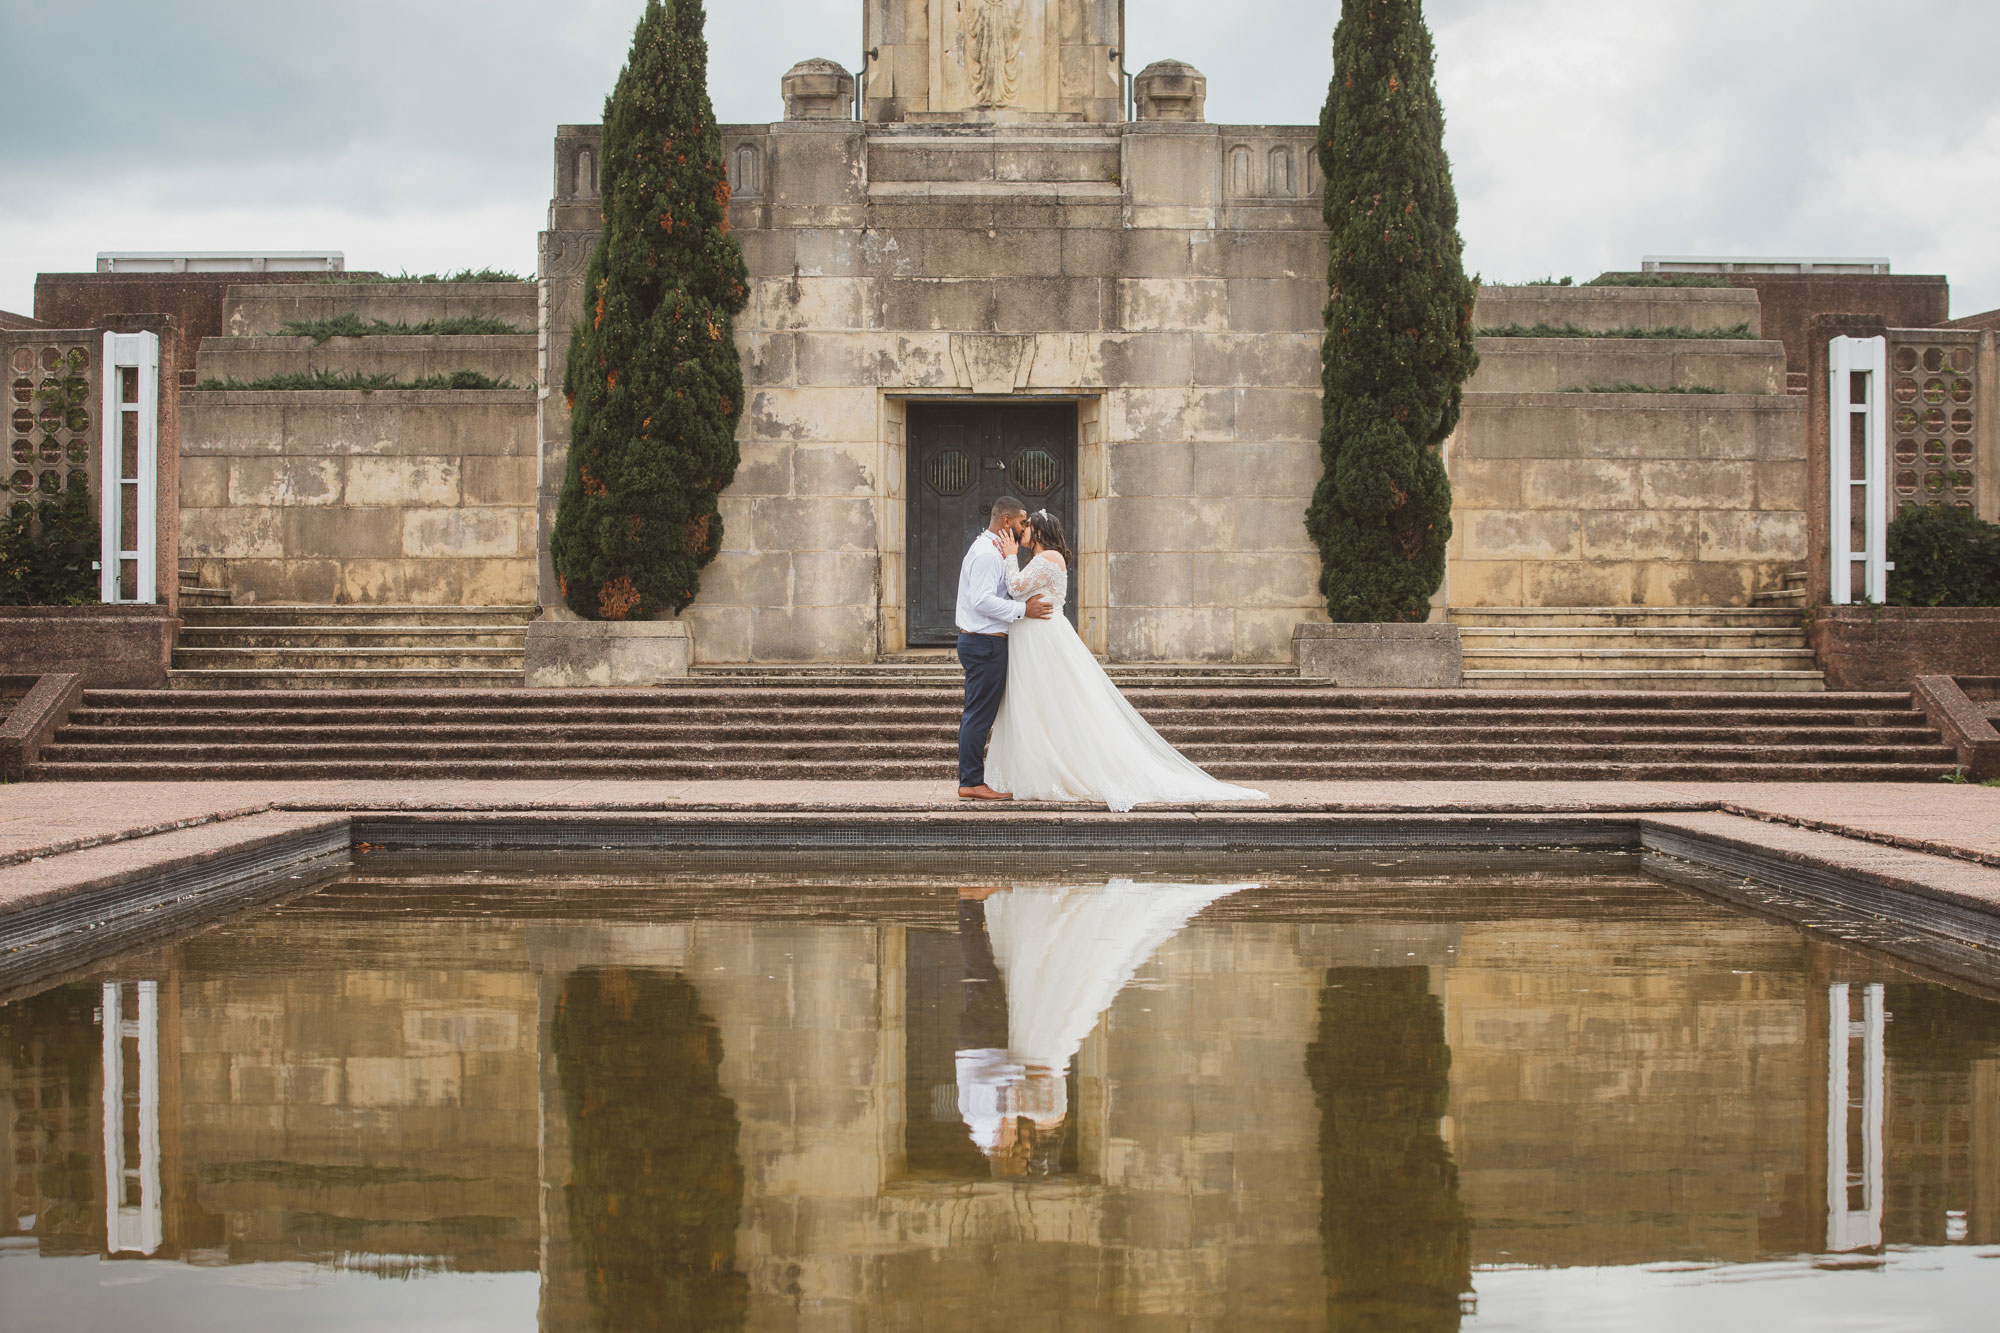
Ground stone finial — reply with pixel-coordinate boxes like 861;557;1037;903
1134;60;1206;122
782;59;854;121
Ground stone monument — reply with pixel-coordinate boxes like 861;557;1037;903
536;0;1330;668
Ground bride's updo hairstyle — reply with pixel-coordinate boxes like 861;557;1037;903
1025;509;1074;568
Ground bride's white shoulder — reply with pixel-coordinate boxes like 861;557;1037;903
1039;551;1067;571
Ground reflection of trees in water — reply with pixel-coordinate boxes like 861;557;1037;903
1307;967;1470;1333
553;967;748;1332
0;983;102;1253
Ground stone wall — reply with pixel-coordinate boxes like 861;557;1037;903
540;117;1327;662
1451;286;1808;607
178;389;537;604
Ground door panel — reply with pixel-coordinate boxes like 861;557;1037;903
907;402;1077;646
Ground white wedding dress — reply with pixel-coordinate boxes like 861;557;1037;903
957;879;1253;1156
983;552;1266;811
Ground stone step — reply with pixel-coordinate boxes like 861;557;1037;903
175;585;232;606
171;647;525;671
25;757;1949;783
37;739;1956;765
180;604;540;626
1468;337;1785;394
176;625;531;649
166;669;527;690
1457;627;1807;650
196;334;536;385
83;686;1915;713
223;281;537;337
1449;606;1804;628
53;721;1939;746
1465;669;1826;692
1461;648;1820;672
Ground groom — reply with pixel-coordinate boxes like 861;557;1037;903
956;495;1052;801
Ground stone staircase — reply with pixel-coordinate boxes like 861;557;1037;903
1453;608;1824;692
28;685;1955;782
168;605;536;689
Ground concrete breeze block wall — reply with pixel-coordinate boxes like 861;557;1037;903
541;118;1328;663
179;389;538;604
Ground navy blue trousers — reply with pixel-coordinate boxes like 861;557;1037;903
956;631;1008;787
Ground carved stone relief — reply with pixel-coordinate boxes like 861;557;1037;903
931;0;1059;115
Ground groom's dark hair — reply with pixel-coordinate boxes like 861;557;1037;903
990;496;1026;520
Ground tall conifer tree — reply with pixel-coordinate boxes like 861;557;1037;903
1308;0;1478;622
552;0;748;621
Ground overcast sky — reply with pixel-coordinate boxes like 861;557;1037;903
3;1;1996;317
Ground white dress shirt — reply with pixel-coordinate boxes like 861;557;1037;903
955;530;1026;635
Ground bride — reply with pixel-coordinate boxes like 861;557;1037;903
983;509;1266;811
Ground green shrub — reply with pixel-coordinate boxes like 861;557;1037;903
316;268;525;284
273;314;524;342
195;369;518;391
1477;321;1753;340
1584;272;1735;289
0;470;99;605
550;0;749;621
1307;0;1479;623
1560;382;1727;394
1887;504;2000;606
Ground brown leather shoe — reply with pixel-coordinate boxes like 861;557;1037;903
957;784;1014;801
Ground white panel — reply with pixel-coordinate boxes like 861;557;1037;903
99;331;160;604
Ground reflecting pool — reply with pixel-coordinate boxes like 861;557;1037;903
2;851;1997;1331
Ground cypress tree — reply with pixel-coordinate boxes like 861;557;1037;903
551;0;749;621
1307;0;1479;623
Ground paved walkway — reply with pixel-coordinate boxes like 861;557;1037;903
4;778;1995;867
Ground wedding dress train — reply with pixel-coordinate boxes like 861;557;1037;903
956;879;1253;1160
983;552;1266;811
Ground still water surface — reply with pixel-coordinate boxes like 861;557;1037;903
2;851;1996;1331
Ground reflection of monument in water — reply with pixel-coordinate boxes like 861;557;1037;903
6;862;2000;1328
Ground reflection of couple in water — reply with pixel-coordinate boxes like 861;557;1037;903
952;878;1252;1177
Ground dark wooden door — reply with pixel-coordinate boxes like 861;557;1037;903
907;402;1077;646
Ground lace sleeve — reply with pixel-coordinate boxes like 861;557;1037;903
1005;554;1056;599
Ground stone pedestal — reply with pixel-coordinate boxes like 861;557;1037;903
1293;622;1463;688
523;619;691;687
0;606;179;688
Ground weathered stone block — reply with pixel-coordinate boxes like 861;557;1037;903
1636;561;1756;607
1638;460;1755;510
285;503;402;561
524;619;691;686
1232;388;1320;441
1193;553;1318;607
731;442;795;497
1088;333;1194;388
224;558;342;603
1699;510;1807;562
794;443;878;496
750;606;875;661
1190;333;1319;388
1230;498;1315;551
1108;442;1193;496
403;508;528;559
751;387;879;443
1223;278;1324;333
180;507;284;559
1755;460;1808;511
686;605;751;663
792;551;877;607
749;497;878;552
1117;279;1227;333
1447;458;1521;509
1520;459;1638;509
1107;496;1231;552
696;551;791;608
179;456;230;509
1193;442;1318;498
344;456;461;508
1294;623;1463;686
1461;510;1580;561
751;276;874;332
1107;552;1193;606
1521;561;1639;606
1448;560;1524;606
1109;606;1235;661
460;455;537;507
229;457;343;507
1579;510;1700;562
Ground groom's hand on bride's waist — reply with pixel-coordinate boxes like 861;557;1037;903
1024;595;1053;620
